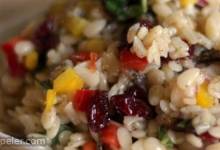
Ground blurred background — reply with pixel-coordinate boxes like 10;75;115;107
0;0;54;41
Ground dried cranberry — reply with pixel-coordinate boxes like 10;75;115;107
111;94;152;119
32;17;59;52
196;0;208;9
87;91;110;132
125;85;147;100
140;19;154;29
188;45;195;58
200;132;218;144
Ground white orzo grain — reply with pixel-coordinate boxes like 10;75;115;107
68;133;87;148
137;26;148;40
182;98;196;105
41;107;57;130
208;126;220;138
108;75;130;98
180;105;202;117
147;68;165;85
64;102;80;125
153;3;172;19
160;100;170;114
83;19;106;38
14;40;34;59
131;139;145;150
143;137;166;150
47;117;60;139
206;143;220;150
205;11;220;49
131;36;148;58
123;116;146;131
47;49;61;65
74;61;100;88
170;87;185;107
177;68;200;90
117;127;132;149
195;124;210;135
161;64;175;81
186;134;203;148
169;37;189;59
210;105;220;114
149;85;164;106
168;61;183;72
192;110;216;134
127;23;140;44
131;130;146;139
208;76;220;99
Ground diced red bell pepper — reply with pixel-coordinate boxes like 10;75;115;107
73;89;97;112
200;132;218;144
70;51;91;63
100;122;120;150
1;37;26;77
120;50;148;71
82;140;97;150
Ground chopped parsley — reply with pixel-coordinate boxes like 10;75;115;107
157;127;174;149
104;0;148;21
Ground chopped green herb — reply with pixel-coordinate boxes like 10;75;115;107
104;0;148;21
176;119;191;129
142;0;147;13
157;127;174;149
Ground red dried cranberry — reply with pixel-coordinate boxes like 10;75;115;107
32;17;59;52
188;45;195;58
200;132;218;144
87;91;110;132
140;19;154;29
196;0;208;9
125;85;147;100
111;95;152;119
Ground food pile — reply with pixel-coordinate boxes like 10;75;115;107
1;0;220;149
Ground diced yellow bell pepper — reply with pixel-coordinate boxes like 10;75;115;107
196;82;214;108
53;68;84;94
180;0;197;8
25;50;38;70
80;38;106;53
65;16;88;38
45;89;57;112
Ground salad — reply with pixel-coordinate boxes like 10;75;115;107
1;0;220;150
